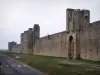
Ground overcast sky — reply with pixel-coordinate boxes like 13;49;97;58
0;0;100;49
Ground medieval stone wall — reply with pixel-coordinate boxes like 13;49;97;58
9;8;100;61
11;44;21;53
80;21;100;61
33;31;68;57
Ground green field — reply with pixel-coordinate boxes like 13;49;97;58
6;53;100;75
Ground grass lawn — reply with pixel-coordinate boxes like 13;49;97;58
6;53;100;75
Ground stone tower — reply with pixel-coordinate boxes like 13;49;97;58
8;41;17;52
20;33;24;53
27;28;33;49
66;8;90;59
33;24;40;46
66;8;90;32
8;42;12;52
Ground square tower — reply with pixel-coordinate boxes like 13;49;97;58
66;8;90;59
66;8;90;32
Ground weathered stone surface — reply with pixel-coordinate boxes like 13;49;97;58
33;31;67;57
80;21;100;61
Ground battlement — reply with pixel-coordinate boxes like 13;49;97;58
24;31;27;33
74;9;81;11
66;8;89;12
34;24;39;26
21;33;24;36
67;8;74;11
28;28;33;31
82;9;90;11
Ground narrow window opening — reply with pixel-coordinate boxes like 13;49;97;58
84;16;88;19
